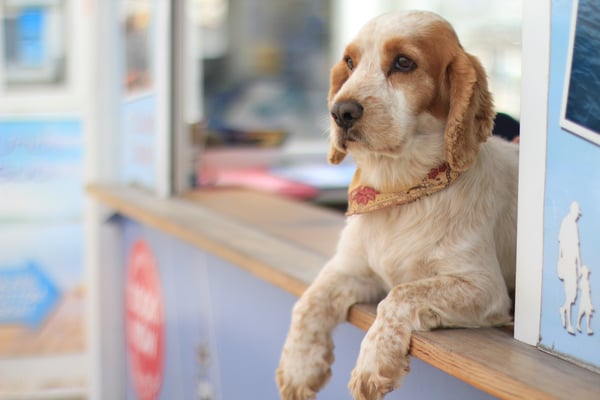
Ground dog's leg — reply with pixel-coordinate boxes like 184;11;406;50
277;257;385;400
349;275;511;400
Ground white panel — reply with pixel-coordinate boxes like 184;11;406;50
514;0;550;345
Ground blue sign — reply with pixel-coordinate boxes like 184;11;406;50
18;8;46;67
0;261;60;328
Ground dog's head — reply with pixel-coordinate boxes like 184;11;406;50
327;11;494;172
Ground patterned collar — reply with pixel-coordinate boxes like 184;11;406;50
346;162;461;216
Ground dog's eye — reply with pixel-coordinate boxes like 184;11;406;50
345;56;354;71
393;56;417;73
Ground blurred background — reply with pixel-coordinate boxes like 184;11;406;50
0;0;521;398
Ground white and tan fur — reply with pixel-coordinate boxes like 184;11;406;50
276;11;518;400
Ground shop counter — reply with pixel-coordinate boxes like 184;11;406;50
87;185;600;399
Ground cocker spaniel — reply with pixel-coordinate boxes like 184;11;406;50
277;10;519;400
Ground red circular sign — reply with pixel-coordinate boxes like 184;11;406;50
125;240;165;400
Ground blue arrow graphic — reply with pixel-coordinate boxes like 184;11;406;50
0;260;60;328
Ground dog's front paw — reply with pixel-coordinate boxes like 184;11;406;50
349;370;397;400
276;366;326;400
276;339;334;400
348;322;410;400
348;357;409;400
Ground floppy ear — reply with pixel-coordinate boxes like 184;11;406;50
327;60;351;165
328;142;346;164
444;51;494;171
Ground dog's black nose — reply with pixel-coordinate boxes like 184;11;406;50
331;100;363;129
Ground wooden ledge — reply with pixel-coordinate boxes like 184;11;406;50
87;184;600;399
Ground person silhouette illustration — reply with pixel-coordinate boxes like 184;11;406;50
558;201;582;335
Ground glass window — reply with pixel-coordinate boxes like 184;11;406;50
197;0;331;144
1;0;67;87
195;0;521;147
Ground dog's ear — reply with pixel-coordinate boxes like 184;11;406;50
444;51;494;171
327;59;351;164
328;143;346;164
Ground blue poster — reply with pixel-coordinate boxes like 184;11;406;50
0;118;85;357
539;0;600;370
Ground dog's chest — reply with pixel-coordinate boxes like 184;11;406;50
351;207;442;288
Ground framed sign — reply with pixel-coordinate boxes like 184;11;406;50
560;0;600;146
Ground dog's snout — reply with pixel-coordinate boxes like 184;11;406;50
331;100;363;129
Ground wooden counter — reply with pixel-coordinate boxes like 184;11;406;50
87;185;600;400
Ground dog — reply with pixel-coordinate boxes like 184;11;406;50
276;10;519;400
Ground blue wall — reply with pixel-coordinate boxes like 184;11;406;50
540;0;600;369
